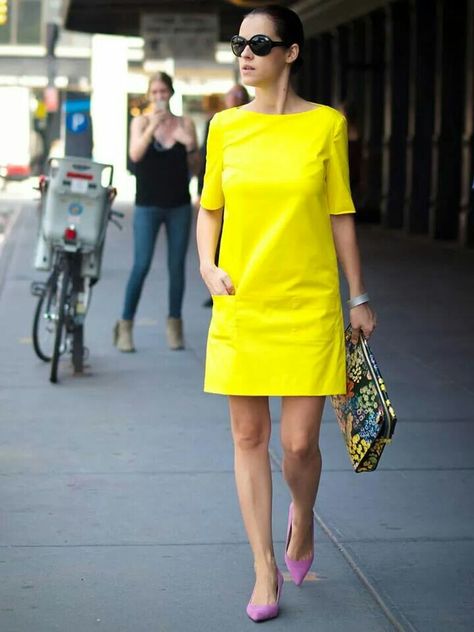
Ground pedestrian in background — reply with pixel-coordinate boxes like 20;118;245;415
197;4;376;623
114;72;199;352
224;83;250;109
198;83;249;308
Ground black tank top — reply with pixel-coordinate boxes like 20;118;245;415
133;140;191;208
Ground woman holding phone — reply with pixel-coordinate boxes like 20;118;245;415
197;4;375;623
114;72;199;352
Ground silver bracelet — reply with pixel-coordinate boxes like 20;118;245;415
347;293;370;309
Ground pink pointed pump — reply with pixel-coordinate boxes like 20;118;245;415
246;567;284;622
284;502;314;586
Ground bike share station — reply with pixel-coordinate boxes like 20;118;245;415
32;156;121;383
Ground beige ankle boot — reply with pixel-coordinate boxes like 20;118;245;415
166;317;184;350
113;319;135;352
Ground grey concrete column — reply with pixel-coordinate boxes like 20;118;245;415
306;37;319;101
347;19;366;136
360;9;385;220
430;0;467;240
297;36;317;100
331;24;349;107
297;35;313;100
405;0;436;234
91;35;128;182
381;1;411;228
316;32;333;104
460;0;474;246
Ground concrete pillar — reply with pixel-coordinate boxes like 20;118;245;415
298;36;317;101
316;33;333;105
460;0;474;246
405;0;436;234
332;24;349;107
296;43;310;100
360;10;385;220
431;0;467;240
307;38;319;101
381;1;410;229
345;20;366;136
90;35;129;187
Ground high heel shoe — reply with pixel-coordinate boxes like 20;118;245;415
246;567;284;622
284;503;314;586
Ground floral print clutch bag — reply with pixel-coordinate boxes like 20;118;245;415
331;326;397;473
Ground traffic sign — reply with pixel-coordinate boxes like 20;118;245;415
66;112;89;134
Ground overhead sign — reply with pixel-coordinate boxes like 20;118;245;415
141;13;218;61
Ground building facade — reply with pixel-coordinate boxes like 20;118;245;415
294;0;474;246
60;0;474;246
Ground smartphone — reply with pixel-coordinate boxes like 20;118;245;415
155;99;167;112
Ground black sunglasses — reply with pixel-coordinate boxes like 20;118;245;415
230;34;287;57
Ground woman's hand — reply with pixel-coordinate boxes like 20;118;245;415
350;303;377;343
200;263;235;296
146;111;166;133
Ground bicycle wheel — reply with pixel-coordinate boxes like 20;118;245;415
32;271;59;362
50;258;70;384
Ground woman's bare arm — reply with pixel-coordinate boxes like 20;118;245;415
196;207;234;295
174;116;201;176
331;214;365;296
184;117;201;176
330;214;376;340
129;114;161;163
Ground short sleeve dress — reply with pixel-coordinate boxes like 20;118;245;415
200;105;355;396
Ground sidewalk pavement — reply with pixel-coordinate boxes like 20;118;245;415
0;201;473;632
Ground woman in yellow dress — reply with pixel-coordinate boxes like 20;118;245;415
196;4;376;622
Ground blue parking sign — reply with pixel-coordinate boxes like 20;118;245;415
66;112;89;134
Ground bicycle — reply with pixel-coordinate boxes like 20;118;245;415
31;157;123;383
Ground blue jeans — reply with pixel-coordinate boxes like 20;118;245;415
122;204;191;320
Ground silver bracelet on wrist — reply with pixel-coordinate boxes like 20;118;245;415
347;293;370;309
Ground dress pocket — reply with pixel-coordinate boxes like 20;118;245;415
284;297;341;344
235;295;341;346
209;295;236;344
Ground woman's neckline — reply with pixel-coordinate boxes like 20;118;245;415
235;103;325;117
152;139;180;152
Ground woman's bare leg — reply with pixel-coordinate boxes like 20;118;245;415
229;395;277;604
280;396;325;560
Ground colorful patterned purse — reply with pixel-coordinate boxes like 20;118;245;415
331;326;397;473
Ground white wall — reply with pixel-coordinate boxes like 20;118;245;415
90;35;128;188
0;86;31;165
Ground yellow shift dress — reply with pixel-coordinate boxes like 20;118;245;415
200;105;355;396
